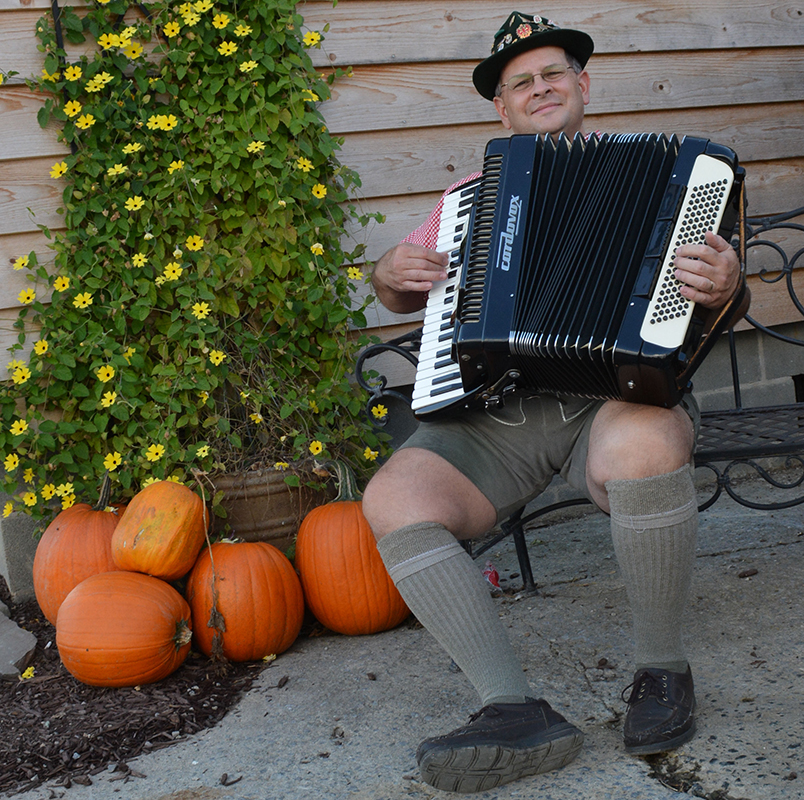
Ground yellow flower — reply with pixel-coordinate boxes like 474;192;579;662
145;443;165;462
196;444;210;457
239;60;258;73
50;161;68;178
54;482;73;497
209;350;226;365
348;266;365;280
144;232;154;240
20;666;35;681
63;100;82;117
310;243;324;256
101;390;117;407
73;292;93;308
168;159;184;173
54;276;70;292
75;114;96;130
104;452;123;471
107;163;128;176
64;65;82;81
41;68;60;82
142;476;159;488
23;468;34;483
123;346;135;361
246;140;265;153
132;253;147;267
371;404;388;420
191;301;210;319
363;447;379;461
33;340;48;355
163;262;183;281
311;183;327;198
198;390;209;403
302;89;319;102
194;0;212;10
4;453;20;472
41;484;55;500
13;256;29;270
119;26;135;42
212;13;230;28
303;31;322;47
234;24;253;37
6;359;24;371
164;21;181;38
161;114;178;131
309;440;324;456
62;494;76;510
125;196;145;211
96;365;115;383
183;11;201;26
274;461;289;470
217;41;238;56
185;234;204;250
2;502;12;518
97;33;121;49
123;142;143;154
18;288;35;305
23;492;37;507
123;42;143;59
249;413;264;424
12;366;31;385
295;156;314;172
10;419;28;436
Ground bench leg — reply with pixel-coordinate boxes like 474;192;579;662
500;509;538;595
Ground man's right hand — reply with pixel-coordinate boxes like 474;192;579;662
371;243;450;314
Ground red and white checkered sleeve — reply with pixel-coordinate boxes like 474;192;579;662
401;172;482;250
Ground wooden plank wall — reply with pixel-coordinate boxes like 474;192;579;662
2;0;803;380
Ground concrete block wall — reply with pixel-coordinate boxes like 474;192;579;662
0;495;38;602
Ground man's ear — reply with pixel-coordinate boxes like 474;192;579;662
578;70;591;106
493;95;513;130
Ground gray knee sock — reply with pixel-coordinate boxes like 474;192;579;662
606;465;697;673
376;522;533;706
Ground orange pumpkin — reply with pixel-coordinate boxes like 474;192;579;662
186;540;304;661
33;475;125;624
56;571;192;687
111;480;206;580
294;462;409;635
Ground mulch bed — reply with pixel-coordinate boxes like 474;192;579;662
0;580;272;796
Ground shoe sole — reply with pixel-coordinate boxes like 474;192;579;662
624;719;697;756
418;723;584;794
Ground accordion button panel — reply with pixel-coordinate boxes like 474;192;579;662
639;154;735;348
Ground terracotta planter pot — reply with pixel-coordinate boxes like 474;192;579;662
212;469;333;553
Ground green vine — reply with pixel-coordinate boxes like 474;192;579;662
0;0;388;522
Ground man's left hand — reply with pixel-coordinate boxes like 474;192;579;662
673;230;740;310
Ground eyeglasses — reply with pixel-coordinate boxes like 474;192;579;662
498;65;574;94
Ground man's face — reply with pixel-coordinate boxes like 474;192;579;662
492;46;590;137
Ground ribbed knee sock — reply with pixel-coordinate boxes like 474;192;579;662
606;465;697;673
376;522;533;706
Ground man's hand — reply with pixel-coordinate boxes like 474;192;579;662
673;230;741;310
371;243;450;314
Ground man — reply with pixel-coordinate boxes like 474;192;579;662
363;12;743;794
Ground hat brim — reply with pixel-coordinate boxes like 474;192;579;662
472;29;594;101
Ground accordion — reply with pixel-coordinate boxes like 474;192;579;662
411;132;747;420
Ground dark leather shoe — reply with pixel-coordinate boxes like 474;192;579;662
622;666;696;755
416;697;583;793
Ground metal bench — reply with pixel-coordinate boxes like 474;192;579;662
356;207;804;593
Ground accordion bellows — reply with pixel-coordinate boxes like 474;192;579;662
412;133;747;419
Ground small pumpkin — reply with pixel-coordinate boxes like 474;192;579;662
33;474;125;625
186;540;304;661
56;571;193;687
111;480;206;580
294;462;409;635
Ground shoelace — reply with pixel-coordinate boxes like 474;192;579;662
621;670;669;705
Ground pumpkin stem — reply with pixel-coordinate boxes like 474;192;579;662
174;619;193;650
327;460;362;502
92;471;112;511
